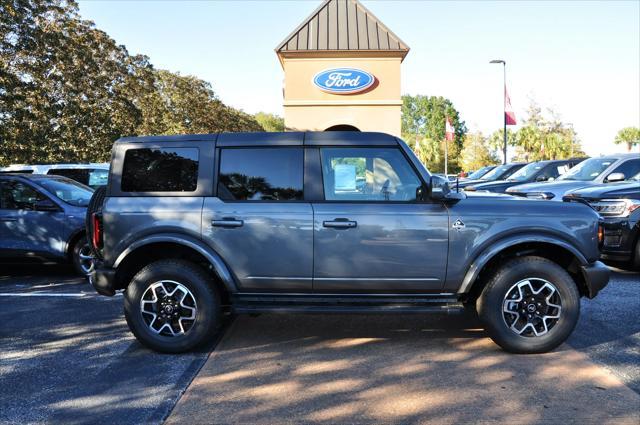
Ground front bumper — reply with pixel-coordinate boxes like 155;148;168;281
580;261;610;299
599;216;639;263
89;262;117;296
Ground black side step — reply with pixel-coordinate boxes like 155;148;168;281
231;294;464;314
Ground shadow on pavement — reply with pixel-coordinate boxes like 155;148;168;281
168;312;639;425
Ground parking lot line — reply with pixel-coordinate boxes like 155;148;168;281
0;292;89;297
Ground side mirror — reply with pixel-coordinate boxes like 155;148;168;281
535;176;549;182
606;172;625;183
35;199;60;212
429;175;451;201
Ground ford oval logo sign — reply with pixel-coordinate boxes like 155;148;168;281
313;68;375;94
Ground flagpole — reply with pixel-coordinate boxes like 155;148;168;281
490;59;508;164
502;62;507;165
444;135;448;176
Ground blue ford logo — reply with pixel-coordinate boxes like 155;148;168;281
313;68;375;94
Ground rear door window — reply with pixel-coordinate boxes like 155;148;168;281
217;148;303;201
121;148;199;192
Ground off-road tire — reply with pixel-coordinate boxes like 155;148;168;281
477;256;580;354
124;259;221;353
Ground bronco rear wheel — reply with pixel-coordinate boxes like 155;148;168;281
124;259;221;353
477;256;580;354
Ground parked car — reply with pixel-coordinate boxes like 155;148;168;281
465;158;586;194
564;172;640;271
0;174;94;275
461;165;496;181
506;154;640;200
457;162;526;189
0;163;109;189
87;132;608;355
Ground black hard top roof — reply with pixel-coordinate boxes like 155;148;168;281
116;131;400;147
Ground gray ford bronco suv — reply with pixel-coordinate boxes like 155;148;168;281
88;132;610;354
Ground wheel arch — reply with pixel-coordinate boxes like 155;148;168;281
459;236;590;300
65;229;87;258
112;234;238;297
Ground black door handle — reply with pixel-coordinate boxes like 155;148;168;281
0;218;17;222
212;218;243;228
323;219;357;229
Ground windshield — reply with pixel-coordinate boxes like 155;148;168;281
558;157;617;181
35;178;94;207
467;165;495;180
481;164;512;180
508;162;545;182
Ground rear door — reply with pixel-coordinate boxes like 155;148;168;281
312;146;449;293
202;143;313;292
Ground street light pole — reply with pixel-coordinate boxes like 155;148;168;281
490;59;507;164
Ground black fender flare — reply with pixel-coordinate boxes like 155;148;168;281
457;233;589;294
113;233;238;293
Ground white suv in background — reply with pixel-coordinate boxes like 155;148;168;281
0;163;109;189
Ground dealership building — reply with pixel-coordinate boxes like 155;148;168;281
276;0;409;136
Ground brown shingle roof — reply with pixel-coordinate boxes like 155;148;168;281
276;0;409;58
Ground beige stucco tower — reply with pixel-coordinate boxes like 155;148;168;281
276;0;409;136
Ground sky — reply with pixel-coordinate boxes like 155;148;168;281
77;0;640;157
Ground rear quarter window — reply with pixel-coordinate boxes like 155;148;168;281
121;148;199;192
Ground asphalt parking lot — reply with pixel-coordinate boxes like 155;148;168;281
1;264;638;424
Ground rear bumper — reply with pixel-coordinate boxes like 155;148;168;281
89;263;116;296
580;261;610;299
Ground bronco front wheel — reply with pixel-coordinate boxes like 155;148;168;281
124;259;221;353
477;256;580;354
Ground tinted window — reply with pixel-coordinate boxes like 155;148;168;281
320;148;422;201
121;148;198;192
47;168;109;188
217;148;303;201
0;181;47;210
610;159;640;181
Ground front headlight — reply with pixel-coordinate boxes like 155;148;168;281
588;199;640;217
526;192;556;200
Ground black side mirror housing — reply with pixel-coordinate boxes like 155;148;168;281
35;199;60;212
429;175;451;201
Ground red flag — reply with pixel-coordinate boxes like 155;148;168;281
445;117;455;141
505;86;517;125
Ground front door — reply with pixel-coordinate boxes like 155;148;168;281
0;180;65;257
202;146;313;292
312;147;449;293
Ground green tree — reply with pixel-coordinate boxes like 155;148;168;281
614;127;640;152
254;112;285;132
508;99;584;162
1;0;139;164
0;0;263;166
401;95;467;172
460;132;500;172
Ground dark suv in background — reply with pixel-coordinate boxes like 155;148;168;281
88;132;609;355
507;154;640;200
465;158;585;193
457;162;526;189
564;172;640;270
